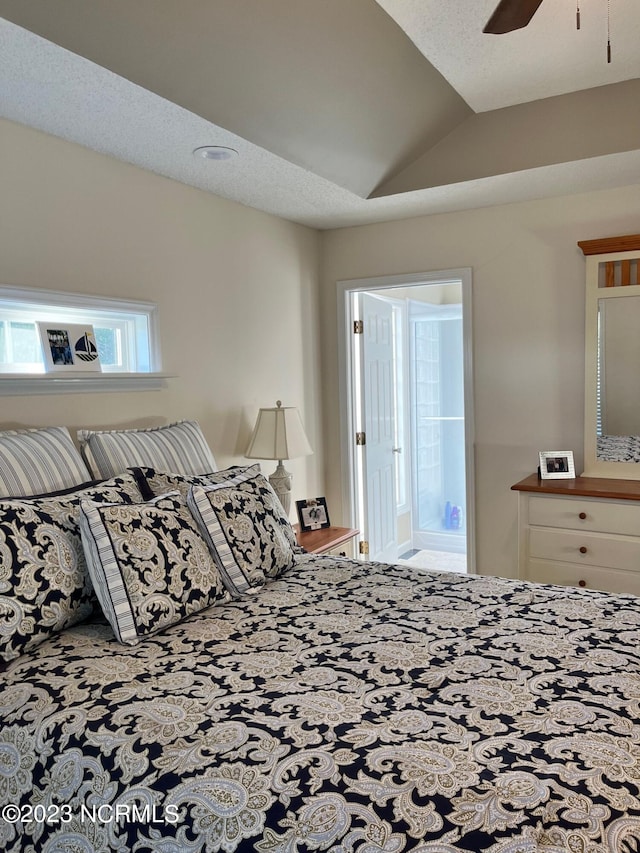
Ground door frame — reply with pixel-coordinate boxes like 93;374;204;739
336;268;476;571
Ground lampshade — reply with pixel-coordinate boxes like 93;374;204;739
246;400;312;461
245;401;313;515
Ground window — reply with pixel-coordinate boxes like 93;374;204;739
0;286;159;375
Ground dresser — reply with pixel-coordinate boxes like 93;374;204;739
512;474;640;595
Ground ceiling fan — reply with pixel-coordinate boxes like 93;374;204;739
483;0;545;34
483;0;612;62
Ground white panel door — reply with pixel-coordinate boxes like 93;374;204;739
360;293;397;562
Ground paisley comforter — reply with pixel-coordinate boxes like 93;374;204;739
597;434;640;463
2;554;640;852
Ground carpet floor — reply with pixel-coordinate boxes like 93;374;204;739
396;548;467;574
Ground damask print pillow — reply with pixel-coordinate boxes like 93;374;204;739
79;492;229;645
134;463;257;501
138;464;300;554
0;472;144;662
187;469;297;594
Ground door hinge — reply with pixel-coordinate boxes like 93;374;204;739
355;431;366;446
359;540;369;556
353;320;364;334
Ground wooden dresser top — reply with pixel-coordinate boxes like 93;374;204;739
512;473;640;502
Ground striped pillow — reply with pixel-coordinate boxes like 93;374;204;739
0;426;90;497
77;420;217;480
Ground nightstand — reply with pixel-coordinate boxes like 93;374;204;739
294;524;359;557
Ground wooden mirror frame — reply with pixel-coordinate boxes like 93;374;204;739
579;234;640;479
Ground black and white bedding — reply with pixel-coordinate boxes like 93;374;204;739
3;555;640;852
2;421;640;851
597;434;640;463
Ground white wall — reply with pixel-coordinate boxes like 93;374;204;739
0;119;323;511
5;115;640;576
321;185;640;578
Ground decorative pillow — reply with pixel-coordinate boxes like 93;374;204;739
187;468;297;595
135;463;258;501
0;426;90;497
0;473;144;662
137;464;299;552
79;492;228;645
77;420;217;480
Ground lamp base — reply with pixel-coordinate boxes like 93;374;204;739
269;460;292;515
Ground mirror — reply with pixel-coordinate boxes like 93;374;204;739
596;296;640;462
581;236;640;478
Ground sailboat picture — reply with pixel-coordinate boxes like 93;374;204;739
73;330;99;363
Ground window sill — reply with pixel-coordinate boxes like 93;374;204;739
0;373;174;395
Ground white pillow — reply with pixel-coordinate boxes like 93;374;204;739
77;420;217;479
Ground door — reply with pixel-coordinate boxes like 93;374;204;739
359;293;397;561
339;268;475;572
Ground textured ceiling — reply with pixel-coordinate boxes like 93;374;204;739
380;0;640;112
1;0;640;229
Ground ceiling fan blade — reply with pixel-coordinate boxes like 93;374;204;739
483;0;545;34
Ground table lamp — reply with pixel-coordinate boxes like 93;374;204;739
245;400;312;513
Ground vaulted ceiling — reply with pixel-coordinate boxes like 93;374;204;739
1;0;639;228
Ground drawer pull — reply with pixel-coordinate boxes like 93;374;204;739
578;579;587;587
578;512;587;520
579;546;588;554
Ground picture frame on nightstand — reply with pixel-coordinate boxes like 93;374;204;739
539;450;576;480
296;496;330;531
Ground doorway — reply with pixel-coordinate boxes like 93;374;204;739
337;269;475;573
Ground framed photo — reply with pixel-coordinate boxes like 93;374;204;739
539;450;576;480
37;323;101;373
296;496;330;531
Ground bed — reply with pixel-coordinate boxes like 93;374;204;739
597;434;640;462
2;423;640;852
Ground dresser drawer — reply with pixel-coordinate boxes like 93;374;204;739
514;475;640;596
526;558;640;596
528;494;640;536
529;527;640;572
